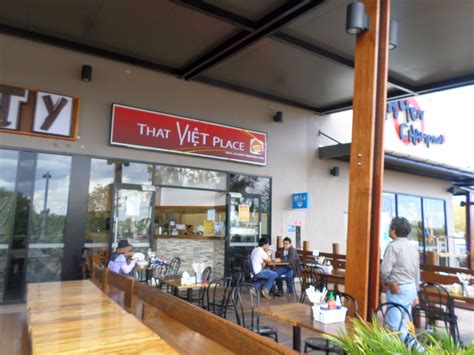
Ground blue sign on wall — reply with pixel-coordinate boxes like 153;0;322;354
292;192;309;209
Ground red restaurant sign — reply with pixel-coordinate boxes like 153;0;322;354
110;104;267;166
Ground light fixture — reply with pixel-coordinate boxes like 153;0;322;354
389;20;398;50
274;111;283;123
330;167;340;177
81;65;92;82
346;2;369;35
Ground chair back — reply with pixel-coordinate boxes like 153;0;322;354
206;277;234;318
333;292;358;317
418;281;452;313
168;257;181;275
298;263;327;302
150;263;169;287
242;256;254;281
202;266;212;283
230;269;245;286
196;266;213;304
231;283;259;330
375;302;412;332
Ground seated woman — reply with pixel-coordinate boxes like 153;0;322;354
107;239;136;275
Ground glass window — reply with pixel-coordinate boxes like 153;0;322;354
397;194;423;252
155;187;226;237
27;153;72;283
155;165;226;190
451;195;467;267
0;149;19;302
85;159;114;245
122;162;153;185
229;174;271;236
380;193;396;256
423;198;447;255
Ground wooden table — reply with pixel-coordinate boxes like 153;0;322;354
256;303;349;352
266;260;290;267
159;278;207;302
27;280;176;354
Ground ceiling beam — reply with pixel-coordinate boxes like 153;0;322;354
178;0;325;80
171;0;416;94
415;73;474;95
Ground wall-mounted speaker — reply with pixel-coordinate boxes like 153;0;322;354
274;111;283;123
330;166;340;177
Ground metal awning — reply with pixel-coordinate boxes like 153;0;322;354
319;143;474;187
0;0;472;114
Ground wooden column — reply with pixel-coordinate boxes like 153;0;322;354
367;0;390;315
303;240;311;253
467;193;474;269
277;236;283;249
332;243;341;269
345;0;390;320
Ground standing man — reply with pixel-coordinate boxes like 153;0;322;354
275;237;300;296
250;237;277;299
381;217;420;339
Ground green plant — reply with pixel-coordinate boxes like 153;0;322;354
323;315;474;354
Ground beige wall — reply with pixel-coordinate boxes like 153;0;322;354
0;34;454;255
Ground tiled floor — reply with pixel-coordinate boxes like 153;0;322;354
1;286;473;354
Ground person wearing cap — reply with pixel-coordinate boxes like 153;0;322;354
381;217;420;339
107;239;136;275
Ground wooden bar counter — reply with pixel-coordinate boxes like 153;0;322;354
27;280;176;354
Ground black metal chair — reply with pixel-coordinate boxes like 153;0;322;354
167;257;181;276
231;283;278;342
375;302;412;337
150;263;168;288
205;277;234;318
230;269;245;286
304;292;358;353
416;281;461;345
298;263;327;303
182;266;212;306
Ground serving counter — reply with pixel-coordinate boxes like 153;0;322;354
154;235;225;278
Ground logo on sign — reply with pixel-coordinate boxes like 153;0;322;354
250;138;264;155
386;98;444;148
292;193;308;209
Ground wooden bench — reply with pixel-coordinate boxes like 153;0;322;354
91;265;108;290
135;282;297;354
106;270;137;312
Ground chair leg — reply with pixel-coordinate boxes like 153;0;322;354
274;332;278;342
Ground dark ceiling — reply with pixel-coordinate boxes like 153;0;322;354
0;0;473;114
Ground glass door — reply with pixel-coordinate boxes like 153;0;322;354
111;183;155;253
228;193;261;247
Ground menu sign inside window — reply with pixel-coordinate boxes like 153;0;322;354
110;104;267;166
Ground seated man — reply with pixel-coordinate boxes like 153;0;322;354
250;237;277;299
275;237;300;296
107;239;136;275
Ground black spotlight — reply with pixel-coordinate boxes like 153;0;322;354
330;167;340;177
81;65;92;82
389;20;398;50
346;2;369;35
274;111;283;123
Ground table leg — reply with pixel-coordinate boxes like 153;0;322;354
293;325;301;352
187;288;193;302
